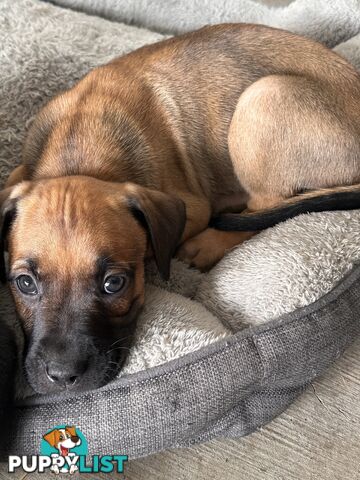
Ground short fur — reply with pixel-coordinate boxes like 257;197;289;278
3;24;360;394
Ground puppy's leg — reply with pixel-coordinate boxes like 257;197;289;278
177;228;255;271
179;74;360;271
228;74;360;211
177;194;236;271
177;192;256;270
177;192;258;270
177;193;212;242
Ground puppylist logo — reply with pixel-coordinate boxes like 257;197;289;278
8;425;128;474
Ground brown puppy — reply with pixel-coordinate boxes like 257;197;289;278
3;24;360;394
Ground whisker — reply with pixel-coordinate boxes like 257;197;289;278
109;334;133;348
106;346;131;354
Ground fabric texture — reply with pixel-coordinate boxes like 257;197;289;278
47;0;360;47
196;211;360;329
1;0;360;459
9;264;360;457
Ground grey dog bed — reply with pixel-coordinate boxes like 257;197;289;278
10;265;360;456
2;0;360;457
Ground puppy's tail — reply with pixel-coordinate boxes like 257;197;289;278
210;184;360;231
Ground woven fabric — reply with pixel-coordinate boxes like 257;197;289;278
8;264;360;457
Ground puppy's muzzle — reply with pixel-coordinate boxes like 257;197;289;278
45;359;88;388
35;336;93;391
25;331;117;394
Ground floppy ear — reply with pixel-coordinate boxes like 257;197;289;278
0;182;32;283
43;429;58;447
66;426;77;437
127;186;186;280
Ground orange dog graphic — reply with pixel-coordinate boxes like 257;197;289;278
43;426;81;474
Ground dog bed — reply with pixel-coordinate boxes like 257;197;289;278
48;0;360;47
2;0;360;457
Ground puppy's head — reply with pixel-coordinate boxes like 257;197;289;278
43;426;81;452
1;176;185;394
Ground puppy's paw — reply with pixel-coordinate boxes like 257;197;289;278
177;228;256;271
50;465;60;475
69;464;78;474
176;228;229;271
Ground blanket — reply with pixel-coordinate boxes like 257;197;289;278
48;0;360;47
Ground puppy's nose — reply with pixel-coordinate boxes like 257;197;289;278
45;361;87;388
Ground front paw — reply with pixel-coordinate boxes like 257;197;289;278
177;228;255;271
50;465;60;474
69;464;78;474
176;228;227;271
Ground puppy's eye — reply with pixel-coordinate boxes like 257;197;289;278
103;275;126;294
16;275;38;295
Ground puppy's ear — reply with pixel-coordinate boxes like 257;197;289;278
127;186;186;280
0;182;32;283
66;426;77;437
43;429;58;448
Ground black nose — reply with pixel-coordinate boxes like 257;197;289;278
45;361;87;388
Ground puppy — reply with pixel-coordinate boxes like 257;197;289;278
3;24;360;394
43;426;81;474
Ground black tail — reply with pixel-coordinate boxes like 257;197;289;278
210;184;360;231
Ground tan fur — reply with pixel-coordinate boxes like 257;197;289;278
9;24;360;302
43;426;77;447
12;24;360;271
3;24;360;391
6;178;152;333
43;429;61;448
